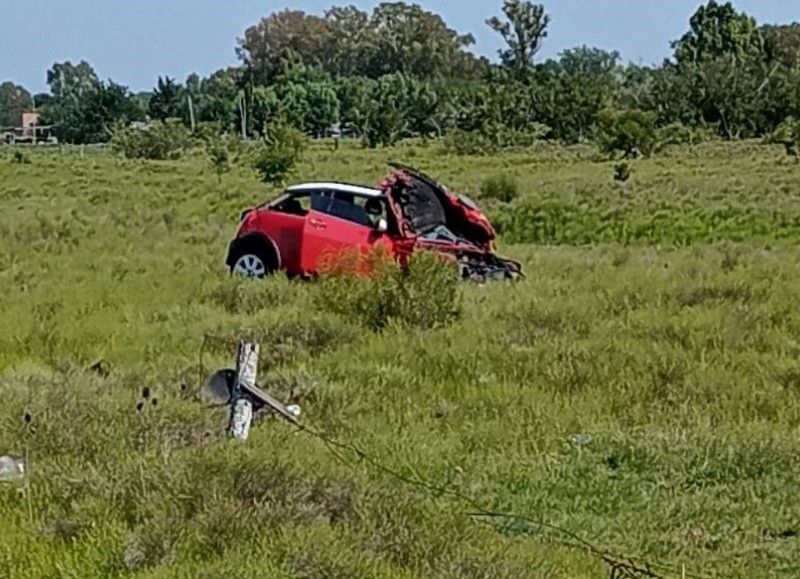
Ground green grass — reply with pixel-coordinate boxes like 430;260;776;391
2;139;800;577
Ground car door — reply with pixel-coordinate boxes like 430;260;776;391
258;191;313;276
299;191;387;275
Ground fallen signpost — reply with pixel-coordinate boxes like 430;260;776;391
226;340;299;441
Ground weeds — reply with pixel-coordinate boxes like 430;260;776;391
2;141;800;577
317;248;462;332
480;174;519;203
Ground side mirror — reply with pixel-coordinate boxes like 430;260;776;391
376;218;388;233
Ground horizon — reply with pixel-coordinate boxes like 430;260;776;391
1;0;798;94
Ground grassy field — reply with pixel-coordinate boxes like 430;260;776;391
2;139;800;578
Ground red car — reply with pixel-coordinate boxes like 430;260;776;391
225;163;522;281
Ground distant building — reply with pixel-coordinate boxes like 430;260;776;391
2;111;56;145
21;112;40;138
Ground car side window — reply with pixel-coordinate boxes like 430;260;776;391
273;191;315;216
313;191;376;228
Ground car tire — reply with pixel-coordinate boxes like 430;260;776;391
229;243;277;279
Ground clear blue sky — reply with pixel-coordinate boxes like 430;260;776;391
2;0;797;94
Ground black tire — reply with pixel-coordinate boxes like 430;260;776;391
228;239;278;279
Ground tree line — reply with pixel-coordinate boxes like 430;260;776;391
2;1;800;153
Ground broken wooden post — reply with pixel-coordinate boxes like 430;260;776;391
226;340;299;441
228;341;259;441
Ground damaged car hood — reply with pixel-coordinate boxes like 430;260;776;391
378;162;497;250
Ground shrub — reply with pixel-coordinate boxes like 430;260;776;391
110;119;192;160
11;149;30;164
205;135;231;183
251;118;307;185
766;117;800;162
316;247;462;332
480;174;519;203
614;162;631;182
594;107;658;158
656;122;695;149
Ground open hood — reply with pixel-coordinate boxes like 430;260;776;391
378;162;496;249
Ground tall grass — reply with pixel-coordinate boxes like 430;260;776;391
1;140;800;577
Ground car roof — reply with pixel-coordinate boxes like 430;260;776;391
285;181;383;197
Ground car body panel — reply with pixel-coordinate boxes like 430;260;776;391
299;208;388;275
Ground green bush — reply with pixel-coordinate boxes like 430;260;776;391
614;162;631;182
594;107;658;158
480;174;519;203
251;118;308;185
766;116;800;161
110;119;192;160
316;247;462;332
11;149;30;164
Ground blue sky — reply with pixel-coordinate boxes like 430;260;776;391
2;0;797;94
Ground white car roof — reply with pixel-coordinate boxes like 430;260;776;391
285;182;383;197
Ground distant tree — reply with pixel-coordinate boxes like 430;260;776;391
365;2;478;78
304;81;340;137
336;76;376;136
671;1;763;65
322;5;374;77
558;45;620;77
237;9;331;84
237;3;483;81
42;77;144;144
762;23;800;67
46;60;99;101
487;1;550;71
149;76;184;121
196;68;242;132
667;2;775;138
33;93;53;108
362;74;414;148
0;82;33;128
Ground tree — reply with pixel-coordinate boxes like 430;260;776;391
305;82;340;137
487;1;550;71
237;3;483;81
149;76;184;121
322;5;375;77
362;74;413;147
762;23;800;67
0;82;33;128
337;76;376;136
46;60;99;101
365;2;478;78
558;46;620;77
671;1;763;65
195;68;242;132
237;9;331;84
42;78;144;144
668;2;775;139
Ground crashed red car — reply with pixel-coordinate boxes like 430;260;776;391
225;163;522;282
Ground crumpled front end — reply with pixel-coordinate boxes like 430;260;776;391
378;163;497;250
377;163;522;282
